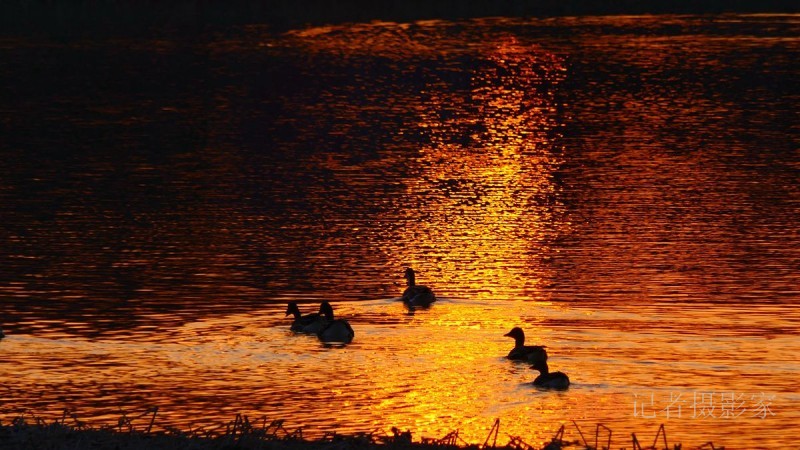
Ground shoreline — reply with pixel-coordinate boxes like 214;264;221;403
2;0;798;38
0;415;503;450
0;412;721;450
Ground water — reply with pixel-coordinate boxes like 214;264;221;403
2;14;799;448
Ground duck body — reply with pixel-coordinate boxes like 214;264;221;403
401;268;436;306
301;316;330;334
286;302;326;333
532;361;570;390
533;371;570;390
318;320;355;344
317;301;354;344
402;285;436;306
504;327;546;362
507;345;547;361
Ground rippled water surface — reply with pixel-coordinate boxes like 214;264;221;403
2;14;799;448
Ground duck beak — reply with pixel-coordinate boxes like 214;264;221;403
503;331;512;337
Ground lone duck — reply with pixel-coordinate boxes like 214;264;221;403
402;268;436;306
504;327;547;362
531;358;570;390
317;301;354;344
285;302;326;333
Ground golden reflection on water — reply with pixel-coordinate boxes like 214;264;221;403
2;296;799;446
386;36;568;302
7;299;796;446
2;15;800;450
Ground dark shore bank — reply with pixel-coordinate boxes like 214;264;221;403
2;0;798;37
0;413;720;450
0;415;525;450
0;423;433;450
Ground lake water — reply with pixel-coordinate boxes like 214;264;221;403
1;13;799;448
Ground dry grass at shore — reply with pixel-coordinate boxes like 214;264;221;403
2;414;448;450
0;409;724;450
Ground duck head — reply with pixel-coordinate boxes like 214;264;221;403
504;327;525;343
285;301;301;318
319;301;335;320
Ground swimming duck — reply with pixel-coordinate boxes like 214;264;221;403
531;359;570;390
285;301;326;333
317;301;354;344
504;327;547;362
402;268;436;306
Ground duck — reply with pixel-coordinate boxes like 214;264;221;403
285;301;327;333
401;268;436;306
531;358;570;390
503;327;547;362
317;301;354;344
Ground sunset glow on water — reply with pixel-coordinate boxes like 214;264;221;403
1;14;799;448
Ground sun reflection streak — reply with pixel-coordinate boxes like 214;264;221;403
392;37;569;302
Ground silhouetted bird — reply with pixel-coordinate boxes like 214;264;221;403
401;268;436;306
504;327;547;362
531;358;570;390
317;301;354;344
285;301;326;333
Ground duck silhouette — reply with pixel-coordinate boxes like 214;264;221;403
401;268;436;306
285;301;326;333
531;358;570;390
317;301;354;344
503;327;546;362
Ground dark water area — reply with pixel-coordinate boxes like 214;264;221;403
1;14;799;448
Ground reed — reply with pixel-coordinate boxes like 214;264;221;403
0;410;720;450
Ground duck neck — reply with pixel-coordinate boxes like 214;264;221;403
536;362;550;375
513;333;525;348
406;273;416;287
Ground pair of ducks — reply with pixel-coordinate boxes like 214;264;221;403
504;327;570;390
285;301;355;344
